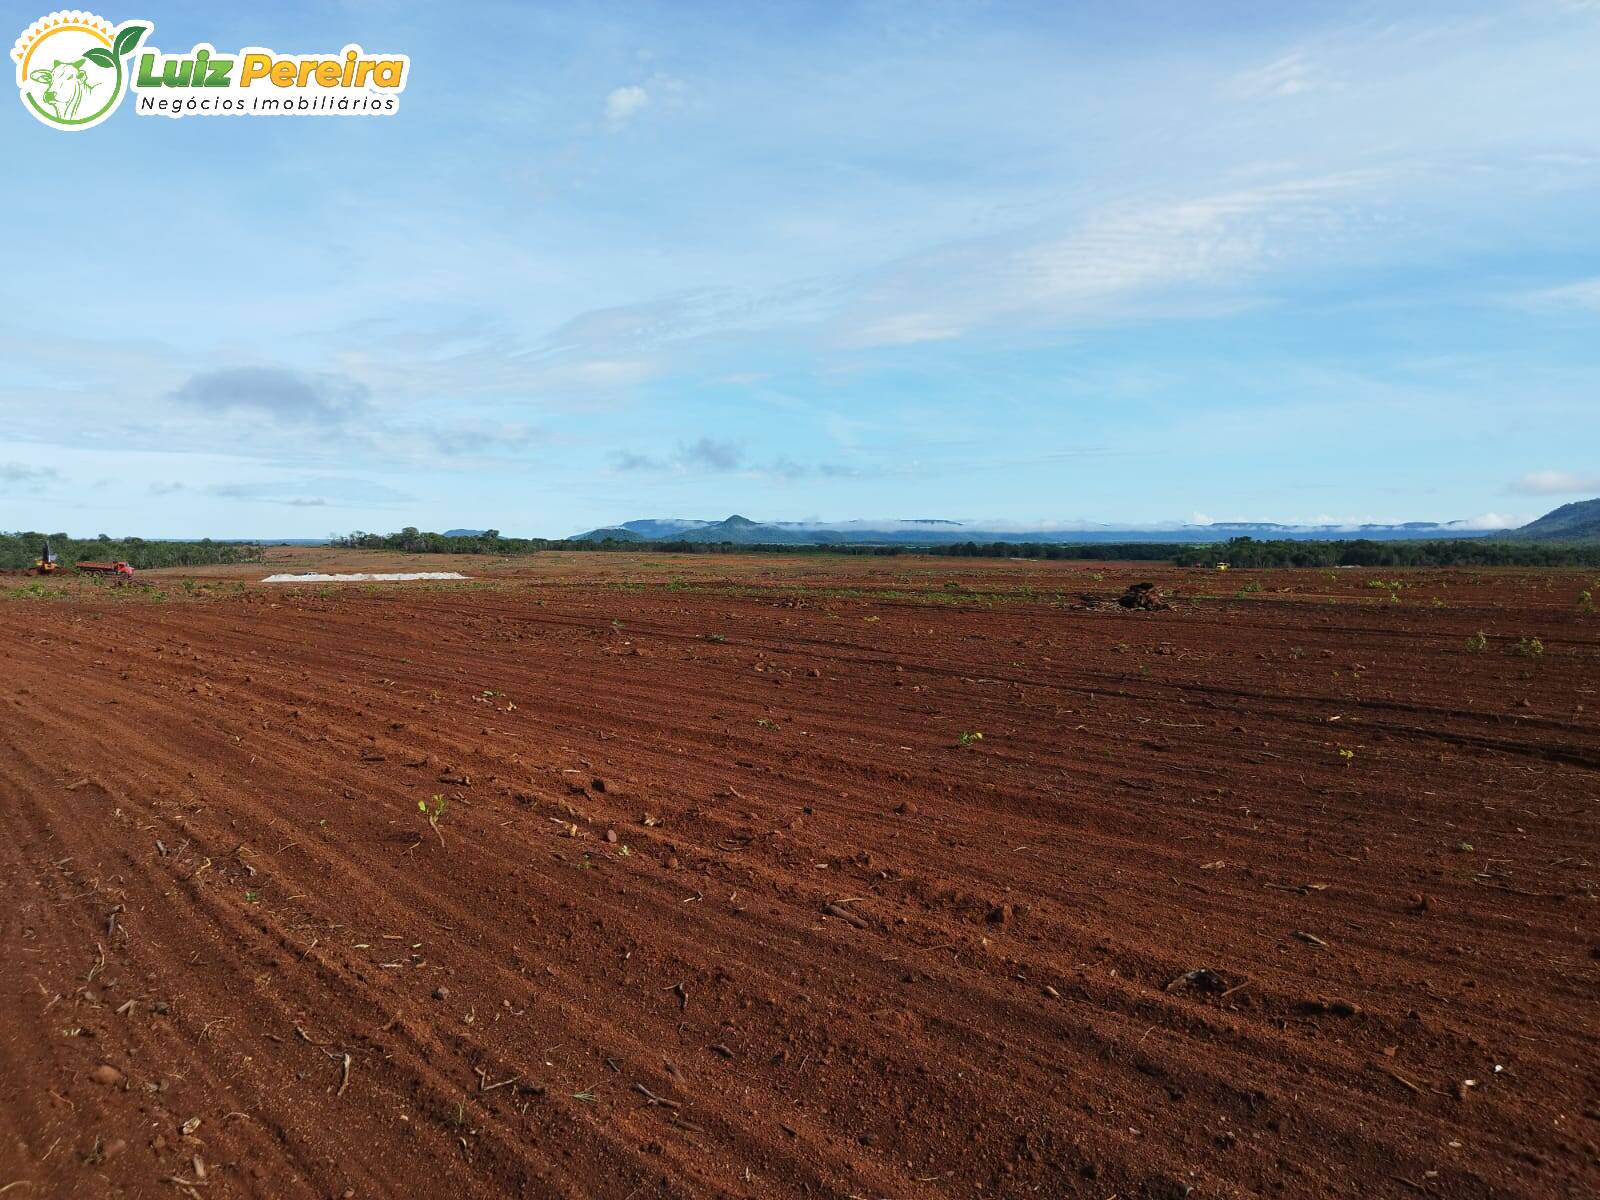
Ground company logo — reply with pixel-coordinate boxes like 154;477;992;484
12;11;147;130
13;10;409;130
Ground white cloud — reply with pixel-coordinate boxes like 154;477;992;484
1509;469;1600;495
208;477;415;507
543;358;658;388
1456;512;1527;530
1526;277;1600;311
1026;173;1376;304
841;170;1382;347
1229;51;1330;99
604;85;649;129
854;312;963;346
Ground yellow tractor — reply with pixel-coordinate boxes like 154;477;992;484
34;539;59;575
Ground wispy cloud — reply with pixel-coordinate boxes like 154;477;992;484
770;458;862;481
531;284;835;360
207;477;415;507
851;313;964;347
1229;51;1331;99
1509;469;1600;496
1;462;60;487
840;170;1385;347
680;437;742;470
372;421;550;459
604;85;649;129
616;436;743;472
613;439;869;482
1525;277;1600;311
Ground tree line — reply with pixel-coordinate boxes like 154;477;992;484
1171;537;1600;568
12;528;1592;571
0;532;265;571
332;529;1181;559
333;528;1600;567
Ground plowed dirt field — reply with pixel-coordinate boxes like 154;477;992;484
1;553;1596;1199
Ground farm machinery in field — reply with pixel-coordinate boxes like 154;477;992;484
75;559;136;583
21;541;136;583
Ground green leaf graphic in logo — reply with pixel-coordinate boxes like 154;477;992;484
113;25;147;59
84;47;115;69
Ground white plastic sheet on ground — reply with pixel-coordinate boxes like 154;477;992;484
261;572;471;583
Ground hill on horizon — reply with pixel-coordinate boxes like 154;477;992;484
1503;498;1600;543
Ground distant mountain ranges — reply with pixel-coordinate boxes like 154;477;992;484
223;499;1598;547
562;509;1600;545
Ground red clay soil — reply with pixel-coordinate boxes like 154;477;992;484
0;559;1596;1199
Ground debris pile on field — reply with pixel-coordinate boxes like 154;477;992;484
1117;582;1169;610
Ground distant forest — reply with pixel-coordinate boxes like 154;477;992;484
0;533;264;571
334;529;1600;567
6;529;1594;571
1172;537;1600;568
333;528;1177;560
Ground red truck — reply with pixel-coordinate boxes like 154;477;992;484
76;560;136;582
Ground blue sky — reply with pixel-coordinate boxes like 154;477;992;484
5;0;1600;538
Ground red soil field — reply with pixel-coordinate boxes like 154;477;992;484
1;553;1596;1199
